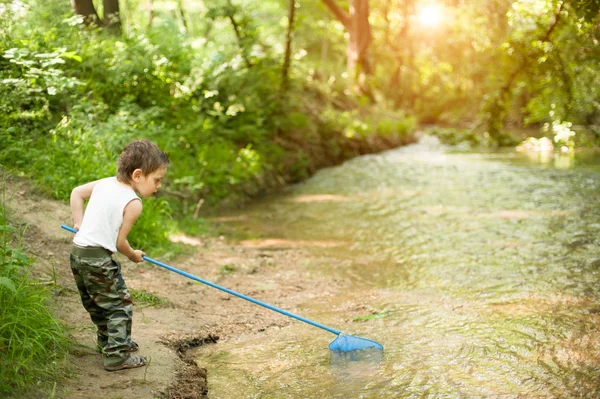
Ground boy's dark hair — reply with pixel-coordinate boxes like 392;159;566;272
117;139;170;183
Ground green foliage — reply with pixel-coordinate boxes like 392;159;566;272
130;289;171;308
39;101;164;198
219;263;236;275
424;126;520;148
1;0;418;227
480;0;600;136
0;192;70;397
320;107;416;141
573;126;600;147
365;112;416;141
515;118;600;151
6;0;598;250
569;0;600;21
2;0;599;161
353;312;390;322
2;0;279;211
129;196;177;255
176;216;213;237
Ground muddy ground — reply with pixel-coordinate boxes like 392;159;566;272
4;175;349;399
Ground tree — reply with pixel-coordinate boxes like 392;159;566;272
321;0;373;98
568;0;600;21
483;1;568;137
103;0;121;34
381;0;415;108
70;0;100;25
70;0;122;34
282;0;297;90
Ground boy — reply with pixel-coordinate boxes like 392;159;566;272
69;139;169;371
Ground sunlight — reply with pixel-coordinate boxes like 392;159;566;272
417;4;443;27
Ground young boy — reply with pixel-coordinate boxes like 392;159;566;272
69;139;169;371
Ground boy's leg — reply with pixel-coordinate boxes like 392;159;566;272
79;256;134;367
70;246;143;370
69;254;109;349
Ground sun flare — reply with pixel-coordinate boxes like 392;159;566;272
417;4;443;27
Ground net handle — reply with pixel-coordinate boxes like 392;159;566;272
61;224;342;336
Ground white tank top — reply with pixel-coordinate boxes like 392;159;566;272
73;177;140;253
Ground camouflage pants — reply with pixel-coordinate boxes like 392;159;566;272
69;244;133;367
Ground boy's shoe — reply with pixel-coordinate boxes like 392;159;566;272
127;341;140;352
97;341;139;353
104;354;146;372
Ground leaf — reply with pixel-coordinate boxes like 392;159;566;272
3;47;30;59
0;277;16;293
41;58;66;67
34;52;60;59
0;225;16;232
61;51;83;62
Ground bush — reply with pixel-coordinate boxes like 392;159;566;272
320;107;416;142
424;126;519;148
0;191;70;397
129;196;177;255
0;0;419;240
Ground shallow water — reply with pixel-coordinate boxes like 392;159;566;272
197;139;600;398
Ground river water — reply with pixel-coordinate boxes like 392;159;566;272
196;137;600;398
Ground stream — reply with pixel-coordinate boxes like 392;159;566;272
196;137;600;398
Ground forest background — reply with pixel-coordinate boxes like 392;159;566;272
0;0;599;395
1;0;600;251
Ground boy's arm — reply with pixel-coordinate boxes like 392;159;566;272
70;180;101;229
116;199;145;263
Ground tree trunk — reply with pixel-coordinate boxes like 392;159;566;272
348;0;371;75
321;0;350;29
321;0;373;98
348;0;372;99
71;0;100;25
282;0;297;90
103;0;122;34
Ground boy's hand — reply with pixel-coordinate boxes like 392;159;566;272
117;200;144;262
129;250;145;263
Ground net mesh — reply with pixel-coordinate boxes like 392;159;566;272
329;335;383;364
329;334;383;352
330;347;383;365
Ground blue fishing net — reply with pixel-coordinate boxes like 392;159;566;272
329;334;383;352
329;334;383;364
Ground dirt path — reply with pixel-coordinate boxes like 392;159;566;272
4;174;346;399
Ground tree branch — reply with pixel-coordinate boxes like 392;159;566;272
226;0;252;68
321;0;350;30
542;0;564;42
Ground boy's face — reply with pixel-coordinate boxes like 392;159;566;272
134;166;168;198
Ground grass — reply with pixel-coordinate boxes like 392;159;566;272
219;263;236;275
352;312;390;322
130;289;172;308
0;187;71;397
